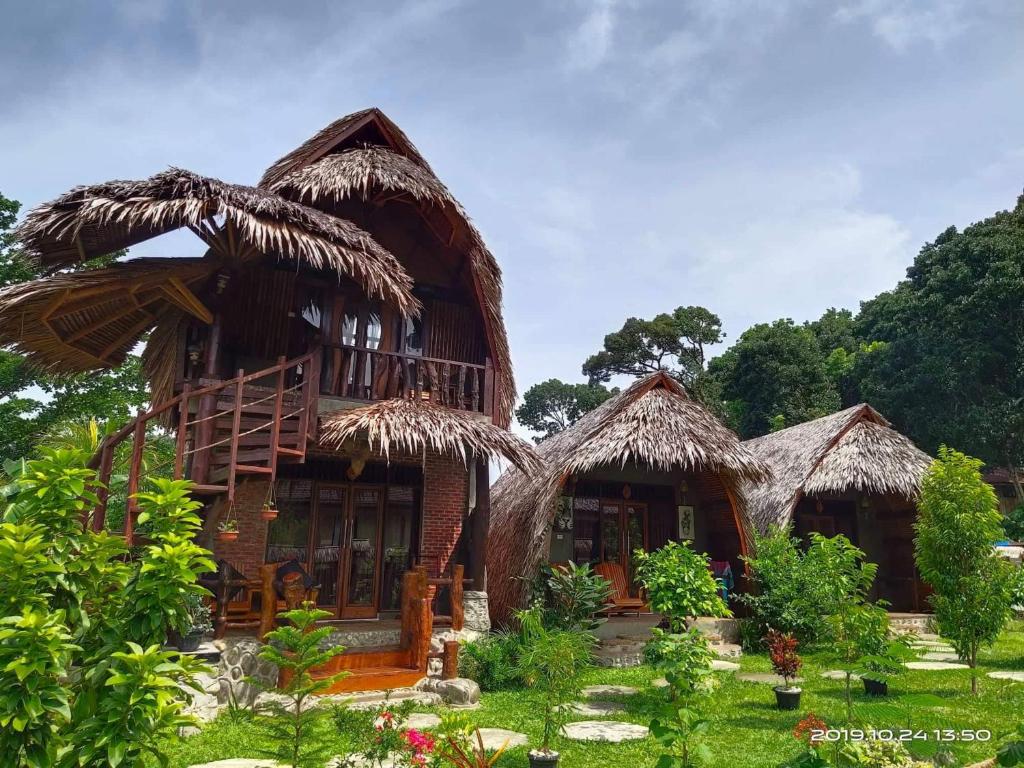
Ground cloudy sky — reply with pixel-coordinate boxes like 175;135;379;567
3;0;1023;426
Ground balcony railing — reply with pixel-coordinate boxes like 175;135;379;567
321;343;494;416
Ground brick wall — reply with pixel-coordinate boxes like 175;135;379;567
211;478;272;579
420;451;470;576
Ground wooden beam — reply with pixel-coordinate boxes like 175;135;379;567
468;457;491;591
98;312;156;361
63;299;142;344
161;277;214;323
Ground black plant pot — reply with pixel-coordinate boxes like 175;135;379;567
863;677;888;697
774;686;802;711
529;749;560;768
177;629;204;652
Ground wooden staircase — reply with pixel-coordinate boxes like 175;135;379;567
87;351;320;541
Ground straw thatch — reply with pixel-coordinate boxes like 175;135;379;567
487;371;769;621
16;167;418;316
261;110;516;428
739;404;931;535
319;397;541;473
0;257;216;372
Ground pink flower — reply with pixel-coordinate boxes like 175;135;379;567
403;728;435;753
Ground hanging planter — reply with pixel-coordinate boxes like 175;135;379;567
217;505;239;542
260;487;279;521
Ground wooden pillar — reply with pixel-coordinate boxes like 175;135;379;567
442;640;460;680
451;564;465;631
258;563;276;641
192;315;222;485
467;457;491;592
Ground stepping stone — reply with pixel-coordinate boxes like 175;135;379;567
652;677;669;688
736;672;805;685
329;755;399;768
921;652;962;662
477;728;529;751
987;670;1024;682
557;701;626;716
712;642;743;659
561;720;650;743
189;762;284;768
712;659;740;672
821;670;861;680
405;713;442;729
906;661;969;670
910;641;954;651
582;684;639;698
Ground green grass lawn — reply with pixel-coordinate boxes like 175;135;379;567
166;621;1024;768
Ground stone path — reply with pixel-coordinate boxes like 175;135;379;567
557;701;626;716
987;670;1024;682
735;672;805;685
405;713;442;729
905;661;969;671
562;720;650;743
921;652;962;662
476;728;529;750
188;761;283;768
712;659;740;672
821;670;861;680
582;684;639;698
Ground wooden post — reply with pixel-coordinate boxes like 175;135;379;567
93;441;114;532
269;356;285;481
258;563;277;641
451;564;465;632
468;457;491;592
193;316;222;485
483;357;494;417
442;640;460;680
174;384;191;480
213;566;231;640
226;369;244;502
124;411;146;546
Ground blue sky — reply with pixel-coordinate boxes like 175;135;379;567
2;0;1023;429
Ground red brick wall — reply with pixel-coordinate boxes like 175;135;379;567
211;478;271;579
421;451;470;576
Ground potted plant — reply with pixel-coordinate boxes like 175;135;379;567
260;501;278;521
767;629;802;710
217;519;239;542
515;607;594;767
176;593;213;652
859;637;916;697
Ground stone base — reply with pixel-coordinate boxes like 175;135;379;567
216;638;279;708
416;676;481;707
463;591;491;633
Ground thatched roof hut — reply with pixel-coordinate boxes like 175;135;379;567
262;108;515;427
487;371;769;622
320;398;541;473
739;404;931;536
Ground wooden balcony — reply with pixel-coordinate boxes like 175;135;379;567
321;343;495;417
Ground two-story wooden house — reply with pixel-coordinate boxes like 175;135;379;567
1;108;539;636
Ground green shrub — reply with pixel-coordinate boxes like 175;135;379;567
458;630;524;691
740;526;876;646
1003;505;1024;542
529;561;614;632
633;541;729;632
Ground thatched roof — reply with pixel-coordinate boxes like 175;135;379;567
739;404;932;535
0;257;215;372
487;371;768;621
16;167;418;316
319;398;541;473
261;110;516;428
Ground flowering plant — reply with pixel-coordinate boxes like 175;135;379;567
766;629;802;688
793;713;827;745
357;707;440;768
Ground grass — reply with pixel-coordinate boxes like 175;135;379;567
166;621;1024;768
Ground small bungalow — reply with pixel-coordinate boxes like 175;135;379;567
739;404;932;612
487;371;769;624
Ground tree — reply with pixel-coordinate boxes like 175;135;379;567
582;306;723;394
914;446;1016;694
853;197;1024;501
0;191;147;461
515;379;616;441
708;319;840;438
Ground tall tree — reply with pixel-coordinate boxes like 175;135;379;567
853;196;1024;498
582;306;723;397
0;191;148;460
708;319;840;438
515;379;617;442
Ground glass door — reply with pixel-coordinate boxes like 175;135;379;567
311;485;347;612
624;503;647;596
340;487;384;618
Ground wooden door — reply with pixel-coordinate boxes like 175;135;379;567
339;487;384;619
310;484;347;617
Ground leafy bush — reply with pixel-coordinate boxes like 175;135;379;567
1012;565;1024;607
644;627;716;700
529;561;614;632
915;447;1017;694
458;630;524;691
766;630;802;689
634;541;729;632
0;449;213;768
740;526;876;646
516;606;595;753
1003;505;1024;542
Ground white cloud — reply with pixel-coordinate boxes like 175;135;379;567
564;0;618;71
835;0;971;51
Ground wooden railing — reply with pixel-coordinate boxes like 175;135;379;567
87;351;320;543
321;343;494;416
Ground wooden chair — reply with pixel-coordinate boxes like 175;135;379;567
594;562;646;617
